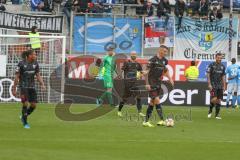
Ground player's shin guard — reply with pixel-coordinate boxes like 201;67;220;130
118;101;124;111
215;103;221;117
209;102;214;114
145;104;154;122
136;98;142;113
156;104;164;120
22;106;28;125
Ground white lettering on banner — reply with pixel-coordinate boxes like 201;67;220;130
0;78;21;102
169;89;185;105
0;12;63;33
68;62;87;79
175;65;185;81
187;90;198;104
174;17;238;60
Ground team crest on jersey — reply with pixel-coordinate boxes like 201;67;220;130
33;65;36;69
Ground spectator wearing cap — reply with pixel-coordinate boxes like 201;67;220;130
185;61;199;81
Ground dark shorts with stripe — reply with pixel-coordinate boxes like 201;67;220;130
210;88;223;100
149;85;161;99
20;88;38;103
122;81;140;100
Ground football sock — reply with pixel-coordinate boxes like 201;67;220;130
156;103;164;120
208;102;214;114
145;104;154;122
215;103;221;117
136;98;142;112
22;105;28;125
231;95;237;107
99;92;107;101
237;95;240;106
106;91;113;105
226;92;231;107
118;101;124;111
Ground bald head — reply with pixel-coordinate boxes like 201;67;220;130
130;51;137;61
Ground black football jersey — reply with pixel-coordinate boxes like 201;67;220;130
16;60;40;88
122;60;142;79
206;62;226;89
147;55;168;85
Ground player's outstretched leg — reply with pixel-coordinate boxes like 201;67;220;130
143;103;154;127
136;98;145;117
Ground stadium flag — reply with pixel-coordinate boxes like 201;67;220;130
73;16;142;54
174;17;238;61
0;12;63;33
144;16;174;48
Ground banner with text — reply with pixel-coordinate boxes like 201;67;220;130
174;17;238;60
0;12;63;33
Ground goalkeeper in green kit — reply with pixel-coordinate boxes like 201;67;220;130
96;47;116;106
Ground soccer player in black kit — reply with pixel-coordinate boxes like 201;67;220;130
12;50;46;129
143;45;174;127
206;53;226;119
117;51;145;117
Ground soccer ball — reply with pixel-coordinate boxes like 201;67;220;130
165;118;174;127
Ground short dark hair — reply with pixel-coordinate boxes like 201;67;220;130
215;53;222;57
231;58;236;64
191;61;195;66
160;45;169;50
22;50;34;59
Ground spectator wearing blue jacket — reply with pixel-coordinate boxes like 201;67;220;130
31;0;44;11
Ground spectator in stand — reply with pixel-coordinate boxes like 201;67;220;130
192;0;209;19
90;0;104;13
63;0;74;31
209;1;222;22
157;0;171;29
42;0;54;12
143;0;154;17
103;0;115;13
31;0;45;11
0;0;6;12
136;0;144;15
174;0;185;28
73;0;90;13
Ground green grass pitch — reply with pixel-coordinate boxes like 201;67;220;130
0;103;240;160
